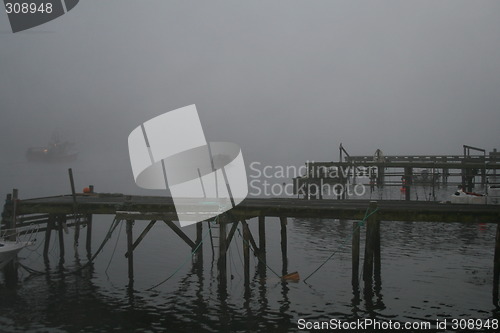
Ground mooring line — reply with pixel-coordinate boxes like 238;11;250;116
236;227;282;279
146;226;211;291
105;219;124;274
303;207;379;284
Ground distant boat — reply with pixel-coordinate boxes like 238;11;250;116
0;240;29;269
26;134;78;163
450;189;487;204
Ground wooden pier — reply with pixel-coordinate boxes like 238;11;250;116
2;189;500;306
294;145;500;200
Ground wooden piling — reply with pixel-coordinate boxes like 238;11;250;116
352;220;360;285
57;215;66;264
258;215;266;272
280;216;288;276
493;222;500;307
68;168;80;253
126;220;134;286
43;214;54;262
218;218;227;286
3;189;18;285
195;221;203;263
86;214;93;259
363;201;378;284
404;168;412;201
243;219;250;285
373;218;381;277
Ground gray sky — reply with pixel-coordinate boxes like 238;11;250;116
1;0;500;195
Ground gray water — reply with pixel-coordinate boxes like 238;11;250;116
1;158;499;332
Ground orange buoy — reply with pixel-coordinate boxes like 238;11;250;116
282;271;300;282
83;187;91;193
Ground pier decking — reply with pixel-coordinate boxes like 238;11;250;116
14;193;500;223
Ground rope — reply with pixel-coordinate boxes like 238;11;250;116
236;227;281;279
303;207;379;283
105;219;123;274
146;226;211;291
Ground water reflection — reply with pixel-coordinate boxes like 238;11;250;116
0;213;499;332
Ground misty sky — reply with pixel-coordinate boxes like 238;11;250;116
1;0;500;195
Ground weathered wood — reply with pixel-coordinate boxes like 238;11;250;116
226;221;239;247
352;220;360;285
195;221;203;262
258;215;267;270
218;219;227;286
57;215;65;264
43;214;54;262
243;220;250;285
86;214;93;259
373;219;381;277
125;220;156;258
163;220;196;248
280;216;288;276
16;195;500;223
126;220;134;286
69;168;80;253
241;220;259;256
493;222;500;307
363;202;378;284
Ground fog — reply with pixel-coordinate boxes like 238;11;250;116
1;0;499;197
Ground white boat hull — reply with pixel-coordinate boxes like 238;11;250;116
0;241;29;269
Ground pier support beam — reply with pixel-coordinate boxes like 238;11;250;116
243;220;250;285
57;215;65;265
280;216;288;276
43;214;54;263
126;220;134;287
363;201;379;286
258;215;267;274
493;222;500;307
404;168;413;201
195;221;203;264
3;189;18;286
218;219;227;287
352;220;360;285
86;214;93;260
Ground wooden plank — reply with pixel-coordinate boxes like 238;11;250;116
225;221;239;247
243;219;250;285
241;220;259;256
125;220;156;258
163;220;196;248
126;220;134;286
280;216;288;276
352;220;360;285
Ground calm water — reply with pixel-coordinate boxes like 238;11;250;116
1;159;499;332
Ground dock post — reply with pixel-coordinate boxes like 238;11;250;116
363;201;378;285
373;218;381;278
352;220;360;285
493;222;500;307
68;168;80;254
258;215;266;273
57;215;65;265
194;221;203;264
280;216;288;276
126;220;134;287
86;214;93;260
218;218;227;287
3;189;18;285
43;214;54;263
243;220;250;285
404;168;412;201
